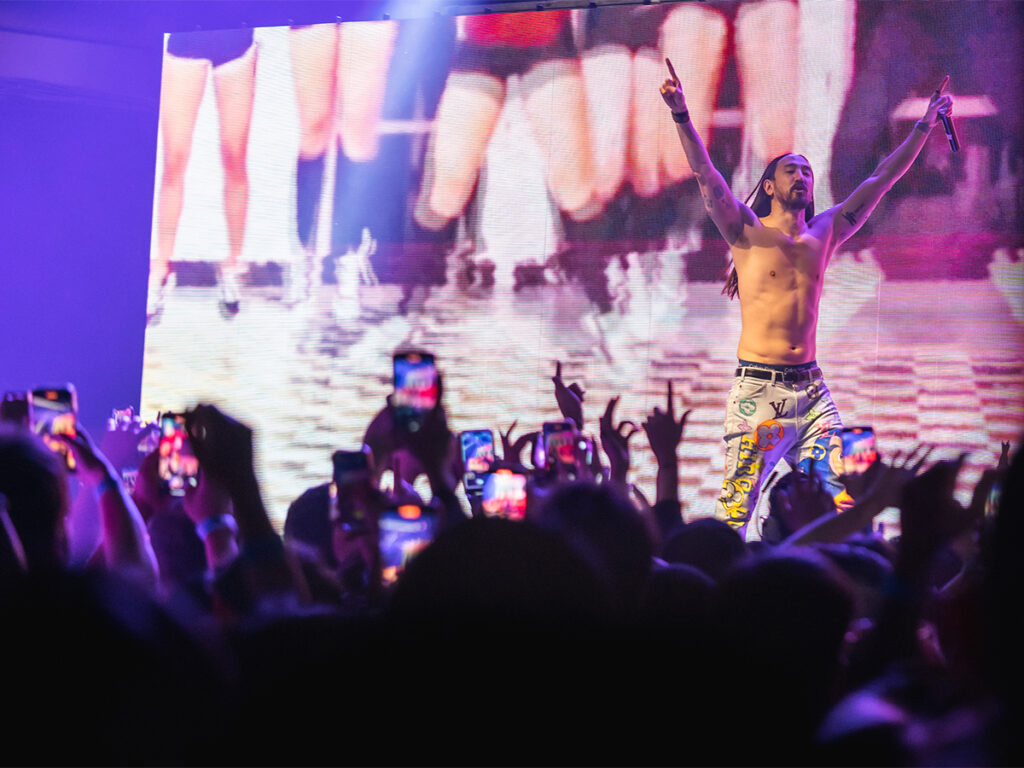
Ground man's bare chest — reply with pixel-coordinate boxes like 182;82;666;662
733;223;833;282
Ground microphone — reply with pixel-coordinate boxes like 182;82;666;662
939;110;959;152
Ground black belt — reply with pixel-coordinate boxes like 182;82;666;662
735;366;822;384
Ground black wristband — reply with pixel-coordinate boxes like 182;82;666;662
914;120;931;135
672;110;690;124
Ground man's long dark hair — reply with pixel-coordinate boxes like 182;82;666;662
722;153;815;300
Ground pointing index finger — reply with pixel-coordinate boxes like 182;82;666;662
934;75;950;96
602;397;617;422
665;57;679;86
666;380;675;418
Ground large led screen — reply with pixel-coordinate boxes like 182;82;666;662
142;1;1024;534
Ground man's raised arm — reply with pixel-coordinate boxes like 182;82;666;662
660;58;758;246
830;78;954;245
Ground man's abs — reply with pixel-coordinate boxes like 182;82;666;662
734;256;825;364
737;327;816;365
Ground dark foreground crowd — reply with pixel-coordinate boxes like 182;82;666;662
1;363;1021;766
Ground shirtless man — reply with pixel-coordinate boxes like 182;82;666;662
660;60;953;536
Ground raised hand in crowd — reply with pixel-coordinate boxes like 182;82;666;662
186;404;259;502
784;444;933;546
361;403;399;472
131;445;175;525
390;376;463;528
388;453;426;508
0;491;28;577
843;454;977;688
186;404;299;611
842;443;934;508
764;468;834;544
500;419;537;469
898;454;976;570
182;464;239;574
639;380;692;542
57;426;158;587
552;360;585;430
327;449;388;606
642;380;691;505
998;440;1011;470
599;396;637;489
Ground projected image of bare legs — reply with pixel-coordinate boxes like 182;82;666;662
288;24;337;304
287;22;397;315
152;52;206;325
212;47;257;317
414;12;598;312
152;30;255;325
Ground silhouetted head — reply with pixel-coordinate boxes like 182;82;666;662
641;561;714;629
813;541;893;622
0;425;69;573
661;517;746;582
388;515;613;626
713;549;855;760
539;481;653;617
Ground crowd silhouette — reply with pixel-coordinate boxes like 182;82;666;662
1;360;1019;766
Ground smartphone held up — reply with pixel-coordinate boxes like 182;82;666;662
840;426;877;476
379;503;437;587
392;351;438;433
158;412;199;496
30;385;79;471
480;468;529;521
330;447;374;533
460;428;495;496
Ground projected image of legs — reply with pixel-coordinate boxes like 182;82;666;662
151;29;256;325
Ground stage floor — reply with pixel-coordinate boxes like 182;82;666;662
141;259;1024;534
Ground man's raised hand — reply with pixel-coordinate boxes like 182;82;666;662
923;75;953;126
659;58;687;114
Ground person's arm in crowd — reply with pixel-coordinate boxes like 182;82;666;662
846;456;979;687
937;452;1005;598
0;492;28;576
186;404;298;607
552;361;585;431
500;420;538;469
182;470;240;573
628;484;666;558
998;440;1011;471
60;428;159;587
641;380;692;537
782;446;932;547
361;405;398;482
130;447;174;525
397;377;464;529
599;396;637;492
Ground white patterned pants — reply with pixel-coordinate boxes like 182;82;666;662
715;363;845;537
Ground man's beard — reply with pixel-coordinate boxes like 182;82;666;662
779;187;812;213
